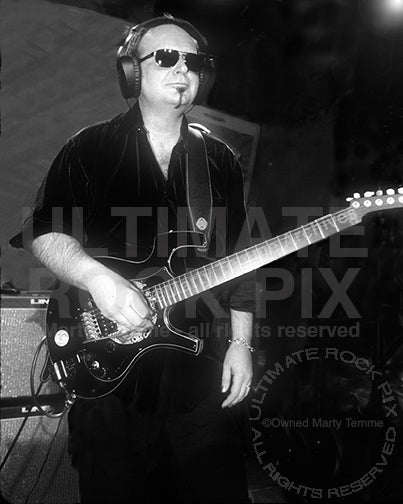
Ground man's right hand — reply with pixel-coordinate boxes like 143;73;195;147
85;266;155;342
30;234;155;343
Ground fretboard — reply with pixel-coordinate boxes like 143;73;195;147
146;206;361;310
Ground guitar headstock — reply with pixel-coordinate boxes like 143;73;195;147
346;188;403;217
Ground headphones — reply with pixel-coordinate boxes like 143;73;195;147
116;16;216;104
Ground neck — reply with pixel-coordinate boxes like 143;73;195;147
138;101;184;138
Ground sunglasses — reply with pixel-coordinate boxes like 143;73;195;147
138;49;208;73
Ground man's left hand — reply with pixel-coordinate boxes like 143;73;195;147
221;344;253;408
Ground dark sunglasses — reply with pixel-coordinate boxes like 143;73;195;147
138;48;208;73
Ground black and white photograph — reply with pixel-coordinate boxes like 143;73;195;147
1;1;403;503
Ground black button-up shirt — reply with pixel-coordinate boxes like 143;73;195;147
11;103;255;312
10;105;257;455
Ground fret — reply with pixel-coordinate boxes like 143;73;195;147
307;221;321;242
153;285;162;308
181;274;192;297
217;259;226;279
288;231;298;250
249;246;263;266
172;279;183;301
225;256;236;278
276;236;285;254
178;275;190;298
189;271;199;294
243;248;254;265
153;286;164;309
195;268;206;291
166;281;178;303
234;252;246;273
210;261;222;284
261;241;274;261
279;233;297;255
185;275;195;296
317;216;332;234
266;239;278;259
160;284;168;307
302;225;311;244
158;283;169;305
330;215;340;232
315;219;326;239
201;264;214;289
254;244;265;264
197;266;210;290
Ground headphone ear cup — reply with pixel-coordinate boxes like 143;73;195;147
116;55;142;99
194;64;216;105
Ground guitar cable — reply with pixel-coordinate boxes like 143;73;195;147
30;336;76;419
0;350;51;476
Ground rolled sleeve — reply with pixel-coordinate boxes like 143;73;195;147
219;151;257;314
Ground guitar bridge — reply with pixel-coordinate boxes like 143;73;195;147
80;310;104;340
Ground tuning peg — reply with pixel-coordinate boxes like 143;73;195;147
353;192;360;198
364;191;374;197
398;188;403;194
376;190;383;196
346;197;353;202
386;188;395;195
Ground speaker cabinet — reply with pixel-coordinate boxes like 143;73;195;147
1;415;80;504
1;292;80;504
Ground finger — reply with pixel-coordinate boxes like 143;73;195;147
222;375;243;408
114;304;152;330
129;286;153;315
222;387;240;408
128;304;154;326
223;379;252;408
118;299;153;330
221;364;231;394
128;298;151;320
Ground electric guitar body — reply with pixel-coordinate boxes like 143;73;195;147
46;231;218;399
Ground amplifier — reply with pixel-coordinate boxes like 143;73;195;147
1;292;80;504
0;292;61;409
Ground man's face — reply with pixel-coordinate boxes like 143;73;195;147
137;24;200;110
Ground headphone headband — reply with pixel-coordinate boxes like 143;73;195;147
118;16;208;58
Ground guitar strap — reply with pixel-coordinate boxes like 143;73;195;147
186;125;229;324
186;125;213;250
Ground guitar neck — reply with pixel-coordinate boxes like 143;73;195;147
147;206;361;310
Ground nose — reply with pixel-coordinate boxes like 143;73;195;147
174;53;189;73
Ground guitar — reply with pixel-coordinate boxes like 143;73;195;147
46;189;403;399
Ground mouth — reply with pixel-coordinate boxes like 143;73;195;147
168;83;189;89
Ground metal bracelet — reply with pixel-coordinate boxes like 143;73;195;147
228;338;255;353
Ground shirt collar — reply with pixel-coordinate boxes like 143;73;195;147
127;102;190;155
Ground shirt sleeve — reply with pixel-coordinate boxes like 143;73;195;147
217;144;257;314
10;134;94;249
